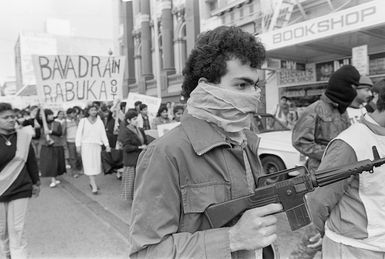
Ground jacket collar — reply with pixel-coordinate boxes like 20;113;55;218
320;93;339;108
181;113;231;156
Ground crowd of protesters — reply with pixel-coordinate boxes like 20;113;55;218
6;100;185;196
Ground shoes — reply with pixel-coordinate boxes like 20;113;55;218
89;184;98;195
49;182;56;188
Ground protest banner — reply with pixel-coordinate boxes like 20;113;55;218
32;55;126;103
125;92;161;118
157;122;180;138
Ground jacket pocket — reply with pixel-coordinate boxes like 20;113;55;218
181;182;231;213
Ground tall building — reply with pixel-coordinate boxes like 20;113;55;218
121;0;385;111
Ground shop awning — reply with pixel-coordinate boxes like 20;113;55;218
258;0;385;63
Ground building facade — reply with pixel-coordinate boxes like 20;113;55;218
121;0;385;112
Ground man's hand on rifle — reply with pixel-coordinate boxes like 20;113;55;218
228;203;283;252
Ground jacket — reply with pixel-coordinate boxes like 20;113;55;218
117;125;147;167
0;133;40;202
292;94;350;172
308;114;385;252
128;113;275;259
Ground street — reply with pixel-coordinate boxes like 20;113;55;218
23;172;320;259
26;176;130;259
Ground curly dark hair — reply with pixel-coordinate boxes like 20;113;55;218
181;26;266;99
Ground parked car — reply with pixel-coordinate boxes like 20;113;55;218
251;113;307;184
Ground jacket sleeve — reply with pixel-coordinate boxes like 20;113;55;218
306;139;357;235
292;110;326;160
120;130;140;153
129;145;232;259
26;143;40;185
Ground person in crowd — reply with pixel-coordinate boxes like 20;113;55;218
274;96;289;125
346;75;373;124
65;108;81;178
134;101;142;113
172;104;185;122
290;64;361;259
117;109;147;202
73;106;84;120
55;110;68;164
39;109;66;188
307;80;385;258
75;104;110;194
129;26;282;258
21;106;41;158
101;107;117;148
166;101;174;121
0;103;40;259
151;104;171;129
137;104;151;130
365;79;383;113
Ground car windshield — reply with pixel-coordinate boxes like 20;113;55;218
251;114;289;133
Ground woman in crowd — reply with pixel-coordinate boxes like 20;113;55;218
172;104;185;122
39;109;66;188
0;103;40;259
151;104;171;129
76;104;110;194
117;109;147;202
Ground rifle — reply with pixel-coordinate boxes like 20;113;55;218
204;146;385;231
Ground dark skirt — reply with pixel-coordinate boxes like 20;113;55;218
40;146;66;177
121;166;135;201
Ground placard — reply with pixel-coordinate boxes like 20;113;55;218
157;122;180;138
125;92;161;119
352;45;369;75
32;55;126;103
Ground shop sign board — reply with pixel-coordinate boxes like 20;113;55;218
258;0;385;50
277;63;316;87
32;55;126;104
352;45;369;75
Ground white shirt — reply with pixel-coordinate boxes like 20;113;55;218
75;117;109;147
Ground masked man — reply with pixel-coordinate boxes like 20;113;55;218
128;26;282;259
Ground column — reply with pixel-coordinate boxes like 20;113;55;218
185;0;200;55
123;0;136;98
160;0;175;91
161;0;175;72
140;0;153;79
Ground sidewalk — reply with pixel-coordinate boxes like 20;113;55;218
60;172;131;239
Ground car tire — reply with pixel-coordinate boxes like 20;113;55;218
260;156;287;185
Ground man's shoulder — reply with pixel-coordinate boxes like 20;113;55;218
149;125;191;153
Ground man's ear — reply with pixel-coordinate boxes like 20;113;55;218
198;77;208;84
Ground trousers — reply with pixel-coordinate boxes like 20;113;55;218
0;198;29;259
